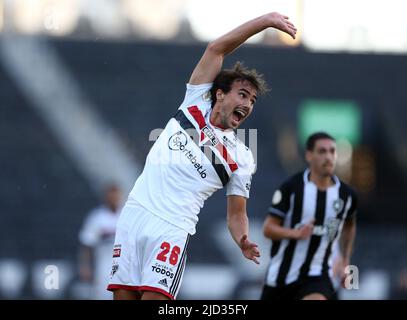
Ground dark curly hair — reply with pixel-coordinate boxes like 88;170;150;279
210;61;268;107
306;132;336;151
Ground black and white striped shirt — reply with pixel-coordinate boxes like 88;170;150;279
265;169;357;287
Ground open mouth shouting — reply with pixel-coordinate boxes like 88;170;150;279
231;108;248;127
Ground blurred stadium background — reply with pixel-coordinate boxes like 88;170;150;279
0;0;406;300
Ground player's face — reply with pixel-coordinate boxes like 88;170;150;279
215;80;257;129
306;139;337;177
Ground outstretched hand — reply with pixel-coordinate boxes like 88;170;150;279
239;234;261;264
267;12;297;39
333;256;350;289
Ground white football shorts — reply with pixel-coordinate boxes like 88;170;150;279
107;202;190;299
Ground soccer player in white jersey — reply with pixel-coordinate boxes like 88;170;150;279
78;184;122;299
107;12;297;300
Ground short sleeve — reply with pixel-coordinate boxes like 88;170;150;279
226;163;256;198
78;211;100;247
345;190;358;221
268;181;292;219
178;83;213;114
226;151;256;198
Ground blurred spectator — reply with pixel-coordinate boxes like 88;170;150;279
78;184;122;299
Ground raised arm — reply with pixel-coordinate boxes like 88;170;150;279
189;12;297;85
227;195;260;264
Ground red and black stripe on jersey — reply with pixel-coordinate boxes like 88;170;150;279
173;106;238;186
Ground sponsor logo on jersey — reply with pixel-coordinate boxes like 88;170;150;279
110;264;119;278
326;218;341;242
158;278;168;288
222;135;237;149
168;131;188;151
152;265;175;279
168;131;207;179
113;244;121;258
295;218;340;241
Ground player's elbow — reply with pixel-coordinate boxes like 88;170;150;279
263;223;273;239
206;41;225;57
263;223;279;241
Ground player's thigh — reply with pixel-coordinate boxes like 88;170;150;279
301;293;327;300
261;281;301;300
141;291;171;300
140;219;191;299
297;276;335;300
260;284;288;300
113;289;142;300
108;205;143;291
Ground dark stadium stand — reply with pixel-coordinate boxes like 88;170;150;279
0;65;98;262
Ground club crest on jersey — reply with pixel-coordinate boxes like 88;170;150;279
272;190;283;205
201;126;219;146
333;199;344;213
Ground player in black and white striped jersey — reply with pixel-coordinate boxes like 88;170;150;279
261;132;357;300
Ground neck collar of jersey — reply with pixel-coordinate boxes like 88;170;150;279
303;168;340;188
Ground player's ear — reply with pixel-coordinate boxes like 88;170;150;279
216;89;225;102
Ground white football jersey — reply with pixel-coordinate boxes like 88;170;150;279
128;83;256;235
79;206;120;248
